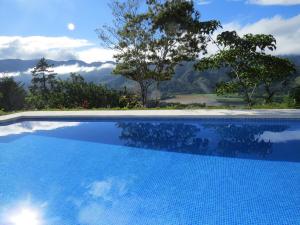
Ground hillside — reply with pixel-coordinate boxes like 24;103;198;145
0;56;299;95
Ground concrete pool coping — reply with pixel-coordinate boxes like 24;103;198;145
0;109;300;123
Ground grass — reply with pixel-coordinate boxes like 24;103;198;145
0;94;297;116
162;93;245;106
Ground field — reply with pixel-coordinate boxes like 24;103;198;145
162;94;245;107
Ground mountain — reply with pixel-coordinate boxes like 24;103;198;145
0;59;134;90
0;56;299;94
0;59;229;94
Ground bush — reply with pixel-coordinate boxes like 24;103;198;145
0;77;26;111
119;94;142;108
27;74;132;110
290;86;300;108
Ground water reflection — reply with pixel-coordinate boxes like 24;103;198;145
204;124;288;158
0;120;300;225
0;119;299;162
1;200;46;225
77;177;135;225
117;121;299;162
259;130;300;143
118;122;209;154
0;121;81;137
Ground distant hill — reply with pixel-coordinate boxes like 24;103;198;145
0;56;299;95
160;55;300;95
0;59;133;90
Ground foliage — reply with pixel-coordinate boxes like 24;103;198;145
30;57;57;105
0;76;26;111
290;86;300;108
119;93;142;108
98;0;220;106
255;54;296;103
195;31;295;106
27;73;129;110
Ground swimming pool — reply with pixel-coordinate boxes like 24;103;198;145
0;118;299;225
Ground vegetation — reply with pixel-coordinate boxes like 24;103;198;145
29;72;127;109
29;57;57;105
26;60;134;110
195;31;296;106
97;0;219;106
0;76;25;111
291;86;300;107
0;0;298;113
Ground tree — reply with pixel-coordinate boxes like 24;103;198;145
195;31;278;106
290;86;300;107
30;57;57;103
46;73;125;109
98;0;220;106
255;54;296;103
0;75;26;111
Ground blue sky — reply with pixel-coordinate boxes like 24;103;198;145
0;0;300;62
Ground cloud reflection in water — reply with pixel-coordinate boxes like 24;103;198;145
0;121;81;137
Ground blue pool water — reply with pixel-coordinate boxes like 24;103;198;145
0;118;299;225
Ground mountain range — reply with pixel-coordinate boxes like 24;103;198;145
0;56;299;95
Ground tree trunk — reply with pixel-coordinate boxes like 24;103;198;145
264;85;275;104
42;74;48;103
139;81;148;107
240;82;253;107
244;91;253;107
42;74;47;93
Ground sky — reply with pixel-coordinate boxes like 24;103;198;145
0;0;300;63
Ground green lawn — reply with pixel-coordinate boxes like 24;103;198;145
162;93;244;106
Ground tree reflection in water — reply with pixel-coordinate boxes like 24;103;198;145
204;123;288;159
117;122;209;154
117;121;289;160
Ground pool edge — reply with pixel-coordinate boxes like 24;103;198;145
1;109;300;124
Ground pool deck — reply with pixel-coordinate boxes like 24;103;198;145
0;109;300;123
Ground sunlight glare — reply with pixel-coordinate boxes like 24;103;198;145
68;23;75;31
8;207;42;225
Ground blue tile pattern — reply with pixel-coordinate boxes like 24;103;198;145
0;119;299;225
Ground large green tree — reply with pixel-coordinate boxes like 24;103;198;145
195;31;280;106
98;0;220;106
255;54;296;103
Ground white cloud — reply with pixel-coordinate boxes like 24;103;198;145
0;121;81;137
259;130;300;142
0;72;21;78
77;48;115;63
99;63;115;69
223;14;300;55
248;0;300;5
0;63;115;78
52;64;96;74
0;36;115;63
50;63;115;75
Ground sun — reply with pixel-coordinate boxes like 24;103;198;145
7;207;42;225
67;23;75;31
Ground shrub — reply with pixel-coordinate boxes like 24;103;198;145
0;77;26;111
290;86;300;108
